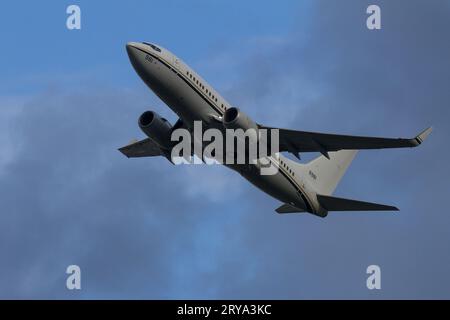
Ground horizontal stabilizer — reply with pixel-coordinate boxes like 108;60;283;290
119;138;163;158
275;203;306;214
317;194;399;212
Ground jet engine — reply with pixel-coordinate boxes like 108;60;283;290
138;111;173;149
223;107;258;132
222;107;264;165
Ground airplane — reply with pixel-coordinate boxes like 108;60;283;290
119;41;432;218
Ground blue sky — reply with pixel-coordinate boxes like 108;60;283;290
0;1;303;94
0;0;449;299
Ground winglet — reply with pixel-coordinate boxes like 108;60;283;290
414;127;433;145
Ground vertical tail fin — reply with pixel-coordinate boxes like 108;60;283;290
304;150;358;195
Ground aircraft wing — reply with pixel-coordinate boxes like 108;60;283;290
260;125;432;158
118;138;163;158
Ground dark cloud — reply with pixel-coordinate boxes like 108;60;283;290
1;0;449;299
0;87;247;299
207;0;450;298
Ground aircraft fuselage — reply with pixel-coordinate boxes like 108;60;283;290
126;42;329;216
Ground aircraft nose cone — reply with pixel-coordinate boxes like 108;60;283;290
126;42;142;69
126;42;138;57
126;42;149;81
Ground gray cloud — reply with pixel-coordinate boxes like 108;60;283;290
0;87;247;299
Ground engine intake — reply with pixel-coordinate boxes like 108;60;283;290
138;111;173;149
223;107;258;132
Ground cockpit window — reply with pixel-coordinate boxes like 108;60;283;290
143;42;161;52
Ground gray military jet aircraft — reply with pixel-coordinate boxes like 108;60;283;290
120;42;431;217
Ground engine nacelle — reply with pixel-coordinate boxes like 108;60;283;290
223;107;263;163
138;111;173;149
223;107;258;132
